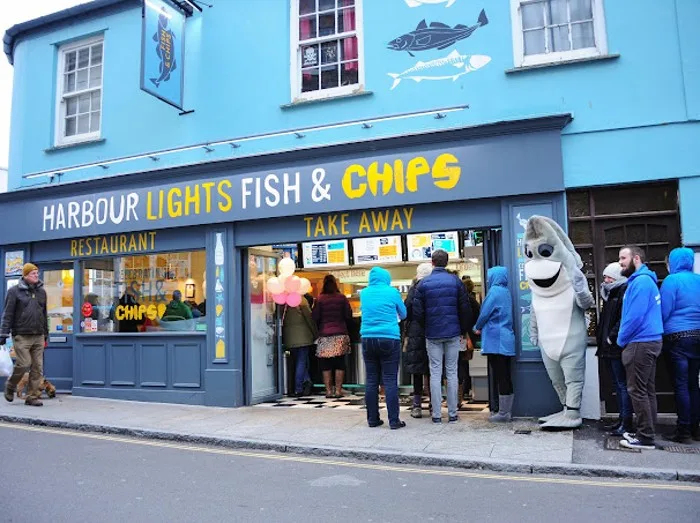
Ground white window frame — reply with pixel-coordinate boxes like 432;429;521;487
54;34;104;147
510;0;608;68
289;0;365;103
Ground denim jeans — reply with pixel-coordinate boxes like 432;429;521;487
294;346;311;394
604;358;633;419
427;336;461;419
665;337;700;427
362;338;401;427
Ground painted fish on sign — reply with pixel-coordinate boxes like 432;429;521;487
388;50;491;89
150;9;178;87
387;9;488;57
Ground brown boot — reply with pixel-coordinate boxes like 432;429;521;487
24;397;43;407
4;382;14;402
457;383;464;410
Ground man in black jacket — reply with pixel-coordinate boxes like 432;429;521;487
596;262;632;435
1;263;49;406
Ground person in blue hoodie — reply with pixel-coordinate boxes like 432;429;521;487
474;267;516;423
660;247;700;443
617;245;664;450
359;267;407;430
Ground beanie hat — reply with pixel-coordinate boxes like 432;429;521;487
603;262;623;282
22;263;38;277
416;262;432;281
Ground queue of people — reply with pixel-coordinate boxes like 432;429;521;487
279;243;699;442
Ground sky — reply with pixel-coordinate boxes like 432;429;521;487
0;0;89;169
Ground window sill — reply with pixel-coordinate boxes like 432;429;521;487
45;138;106;154
505;53;620;74
281;89;373;110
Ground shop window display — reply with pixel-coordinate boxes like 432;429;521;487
80;250;207;333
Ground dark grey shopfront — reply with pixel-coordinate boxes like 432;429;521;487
0;116;571;414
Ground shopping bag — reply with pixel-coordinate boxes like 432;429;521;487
0;348;13;378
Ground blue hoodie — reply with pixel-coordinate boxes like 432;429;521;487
359;267;407;340
474;267;516;356
617;264;663;347
660;247;700;335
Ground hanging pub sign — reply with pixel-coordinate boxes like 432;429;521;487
141;0;185;110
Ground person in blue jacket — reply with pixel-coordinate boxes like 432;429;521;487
360;267;407;430
660;247;700;443
617;245;664;450
474;266;516;422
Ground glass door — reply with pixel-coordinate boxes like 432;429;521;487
41;263;75;392
246;249;282;404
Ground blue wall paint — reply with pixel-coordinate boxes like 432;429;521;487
680;176;700;246
5;0;698;201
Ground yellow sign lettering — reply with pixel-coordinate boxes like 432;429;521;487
432;153;461;189
342;164;367;199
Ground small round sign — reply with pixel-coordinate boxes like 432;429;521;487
81;302;93;318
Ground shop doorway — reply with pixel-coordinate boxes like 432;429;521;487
245;249;283;404
41;262;75;392
245;228;503;413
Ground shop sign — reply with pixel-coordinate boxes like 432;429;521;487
303;207;414;238
1;130;563;244
70;232;157;257
140;0;186;110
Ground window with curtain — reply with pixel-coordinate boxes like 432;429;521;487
55;35;104;146
510;0;608;68
292;0;363;101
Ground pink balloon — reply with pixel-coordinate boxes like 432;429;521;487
284;275;301;294
286;292;302;307
272;292;288;305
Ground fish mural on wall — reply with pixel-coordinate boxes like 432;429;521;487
405;0;458;7
387;9;488;57
388;50;491;89
150;10;177;88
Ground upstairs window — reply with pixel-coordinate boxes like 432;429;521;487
55;35;104;146
291;0;364;102
510;0;608;68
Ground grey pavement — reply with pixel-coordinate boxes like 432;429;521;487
2;423;699;523
1;394;699;482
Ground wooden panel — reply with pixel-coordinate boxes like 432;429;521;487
81;343;106;386
171;342;202;388
140;343;168;387
110;343;136;386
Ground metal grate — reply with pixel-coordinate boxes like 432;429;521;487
659;445;700;454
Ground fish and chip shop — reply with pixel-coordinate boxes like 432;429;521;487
0;117;572;413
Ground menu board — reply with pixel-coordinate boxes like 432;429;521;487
352;236;403;265
407;231;460;261
302;240;349;269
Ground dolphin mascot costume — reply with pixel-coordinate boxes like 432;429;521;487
524;216;595;429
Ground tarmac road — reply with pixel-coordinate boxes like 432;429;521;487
1;422;698;523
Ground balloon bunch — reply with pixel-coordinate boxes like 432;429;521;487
267;255;312;307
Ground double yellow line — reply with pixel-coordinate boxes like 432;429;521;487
1;421;698;493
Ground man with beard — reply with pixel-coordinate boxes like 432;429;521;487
617;246;663;449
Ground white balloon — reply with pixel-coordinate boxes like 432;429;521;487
278;257;296;277
299;278;311;294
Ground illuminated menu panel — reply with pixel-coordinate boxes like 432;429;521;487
352;236;403;265
406;231;460;261
302;240;349;269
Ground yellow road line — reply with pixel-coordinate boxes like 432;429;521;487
1;421;698;493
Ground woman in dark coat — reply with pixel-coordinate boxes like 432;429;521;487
460;276;481;405
596;262;631;436
403;263;432;418
312;274;353;398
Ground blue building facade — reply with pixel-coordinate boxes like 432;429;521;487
1;0;698;412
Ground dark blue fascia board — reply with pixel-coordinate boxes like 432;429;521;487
0;113;572;205
3;0;139;65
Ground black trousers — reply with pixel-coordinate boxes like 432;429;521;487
488;354;513;396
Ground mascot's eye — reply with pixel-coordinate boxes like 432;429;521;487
524;245;533;258
538;244;554;258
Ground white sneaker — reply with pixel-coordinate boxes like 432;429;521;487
620;437;655;450
622;432;636;443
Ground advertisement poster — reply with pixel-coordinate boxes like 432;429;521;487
352;236;402;265
407;231;459;261
302;240;349;268
4;250;23;277
141;0;185;109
